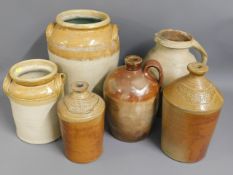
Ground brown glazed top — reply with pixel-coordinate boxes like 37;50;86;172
58;81;105;122
103;55;163;102
163;62;224;113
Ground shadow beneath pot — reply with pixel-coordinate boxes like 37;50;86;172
148;115;162;150
0;95;15;135
23;33;48;59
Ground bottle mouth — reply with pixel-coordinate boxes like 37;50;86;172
187;62;208;76
155;29;193;48
9;59;58;86
56;9;111;29
125;55;142;71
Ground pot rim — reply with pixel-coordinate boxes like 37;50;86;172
56;9;111;29
155;29;193;49
9;59;58;86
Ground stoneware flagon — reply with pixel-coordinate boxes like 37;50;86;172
46;9;120;94
57;81;105;163
162;62;224;163
104;55;163;142
145;29;208;88
3;59;65;144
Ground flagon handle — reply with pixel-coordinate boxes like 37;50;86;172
143;60;163;85
54;73;66;97
191;39;208;64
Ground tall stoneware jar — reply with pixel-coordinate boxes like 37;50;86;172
3;59;65;144
57;81;105;163
104;55;163;142
145;29;208;88
162;62;224;163
46;9;120;94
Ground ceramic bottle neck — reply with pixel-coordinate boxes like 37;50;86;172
125;55;142;71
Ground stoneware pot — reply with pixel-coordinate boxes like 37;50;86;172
57;81;105;163
3;59;65;144
46;9;120;95
162;62;224;163
145;29;208;88
104;55;163;142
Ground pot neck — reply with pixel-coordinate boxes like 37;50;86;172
9;59;58;86
155;29;193;49
125;55;142;71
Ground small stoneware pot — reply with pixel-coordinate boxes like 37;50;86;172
57;81;105;163
145;29;208;88
162;62;224;163
104;55;163;142
46;9;120;94
3;59;65;144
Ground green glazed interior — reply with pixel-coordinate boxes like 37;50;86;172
64;17;102;24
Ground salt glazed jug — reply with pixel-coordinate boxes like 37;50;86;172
145;29;208;88
104;55;163;142
57;81;105;163
162;62;224;163
46;9;120;95
3;59;65;144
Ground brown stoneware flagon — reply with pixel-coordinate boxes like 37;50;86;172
57;81;105;163
162;62;224;163
104;55;163;142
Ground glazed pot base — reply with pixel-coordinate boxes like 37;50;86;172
161;147;206;163
64;149;103;164
16;133;60;144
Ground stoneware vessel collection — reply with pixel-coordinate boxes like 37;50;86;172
2;9;224;164
57;81;105;163
46;9;120;95
104;55;163;142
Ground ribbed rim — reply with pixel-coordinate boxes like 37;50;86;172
9;59;58;86
56;9;111;29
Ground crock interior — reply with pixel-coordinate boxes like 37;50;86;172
64;17;102;24
13;64;54;81
161;30;192;42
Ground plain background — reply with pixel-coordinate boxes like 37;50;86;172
0;0;233;174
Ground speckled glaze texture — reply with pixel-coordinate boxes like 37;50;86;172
57;81;105;163
104;55;163;142
3;59;65;144
162;62;224;163
46;9;120;94
145;29;208;88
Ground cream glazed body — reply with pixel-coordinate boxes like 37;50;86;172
3;59;65;144
46;9;120;94
145;29;208;87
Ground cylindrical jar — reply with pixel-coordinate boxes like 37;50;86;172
162;62;224;163
104;55;163;142
57;81;105;163
145;29;208;88
3;59;65;144
46;9;120;94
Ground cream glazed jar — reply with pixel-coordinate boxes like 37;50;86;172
145;29;208;88
3;59;65;144
46;9;120;95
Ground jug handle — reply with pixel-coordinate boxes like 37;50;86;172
191;39;208;64
112;24;119;42
2;73;12;95
143;60;163;86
